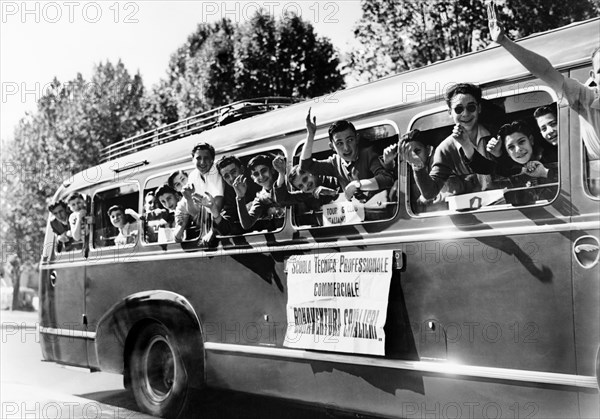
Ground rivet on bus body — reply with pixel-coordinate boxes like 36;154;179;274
427;321;435;331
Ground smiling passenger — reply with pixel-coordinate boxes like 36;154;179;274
299;109;393;201
534;106;558;147
465;120;558;187
231;154;287;230
197;155;261;236
404;83;499;200
107;205;139;245
187;143;224;246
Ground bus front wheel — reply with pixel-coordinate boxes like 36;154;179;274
129;323;190;418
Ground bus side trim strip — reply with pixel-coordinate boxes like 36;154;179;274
204;342;599;389
40;220;600;270
39;326;96;340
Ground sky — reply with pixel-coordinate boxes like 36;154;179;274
0;0;363;141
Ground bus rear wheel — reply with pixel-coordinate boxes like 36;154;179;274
129;323;190;418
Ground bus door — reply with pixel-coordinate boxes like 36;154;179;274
84;182;141;369
568;65;600;414
40;190;91;368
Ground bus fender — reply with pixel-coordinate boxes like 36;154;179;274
93;290;205;390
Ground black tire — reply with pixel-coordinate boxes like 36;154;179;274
129;323;190;418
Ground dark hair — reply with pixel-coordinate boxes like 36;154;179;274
66;192;84;202
107;204;124;216
216;155;243;175
155;184;179;199
497;120;534;142
328;120;357;142
533;105;556;119
48;200;67;212
167;170;188;189
288;165;305;189
445;83;482;108
401;129;424;145
191;142;215;159
247;154;274;171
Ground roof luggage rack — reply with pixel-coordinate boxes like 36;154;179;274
99;97;299;163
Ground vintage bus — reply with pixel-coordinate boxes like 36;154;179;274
39;18;599;418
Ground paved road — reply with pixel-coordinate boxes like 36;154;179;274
1;310;360;419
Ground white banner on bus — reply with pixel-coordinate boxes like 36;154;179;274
284;250;393;356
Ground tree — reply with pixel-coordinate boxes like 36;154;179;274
145;12;344;123
142;81;180;127
144;20;232;122
233;12;279;101
274;14;344;98
347;0;599;84
234;12;344;101
0;60;148;308
197;19;237;109
1;131;48;309
26;61;148;174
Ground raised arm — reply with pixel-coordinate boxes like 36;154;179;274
300;108;317;162
124;208;141;221
196;192;221;224
400;138;444;200
381;143;398;171
411;167;443;201
273;155;287;190
299;110;338;177
487;2;563;93
181;184;200;218
70;211;86;241
451;124;477;159
232;175;257;230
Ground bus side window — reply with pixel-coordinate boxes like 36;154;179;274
291;123;399;228
583;113;600;197
569;66;600;198
142;169;204;245
408;90;558;214
586;160;600;197
59;192;90;251
141;188;166;243
92;185;139;248
45;197;76;259
237;151;285;234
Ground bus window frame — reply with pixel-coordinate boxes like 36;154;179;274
214;145;289;239
42;218;55;262
581;149;600;200
569;64;600;201
47;190;90;261
140;165;197;247
90;181;141;251
289;118;401;231
404;86;561;218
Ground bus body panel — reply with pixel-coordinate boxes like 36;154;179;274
39;247;88;367
205;351;583;418
567;65;600;383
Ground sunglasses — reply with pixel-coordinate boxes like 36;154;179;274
452;103;478;114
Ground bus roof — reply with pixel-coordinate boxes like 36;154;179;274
62;17;598;194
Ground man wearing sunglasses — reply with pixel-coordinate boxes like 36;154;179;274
403;83;499;201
